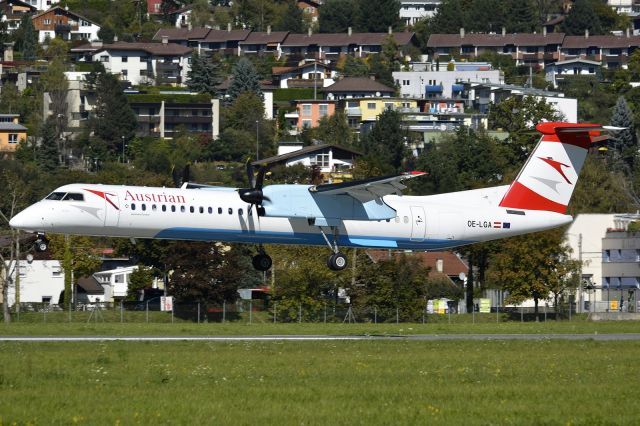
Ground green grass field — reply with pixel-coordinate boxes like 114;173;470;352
1;339;639;424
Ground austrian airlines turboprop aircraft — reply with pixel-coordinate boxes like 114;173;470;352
10;122;612;271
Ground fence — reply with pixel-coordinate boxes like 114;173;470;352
0;300;603;324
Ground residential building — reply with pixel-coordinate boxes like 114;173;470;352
342;97;417;130
544;58;601;88
239;28;289;56
323;77;395;100
127;93;220;139
393;68;503;99
601;220;640;312
89;41;192;86
297;0;321;21
399;0;441;26
255;143;362;178
367;249;468;285
0;114;27;156
153;26;251;56
32;6;100;42
560;31;640;69
93;266;138;302
146;0;161;15
280;30;416;61
0;0;37;32
217;78;276;119
428;29;564;68
6;259;64;306
23;0;58;10
272;60;336;89
608;0;633;14
292;99;337;131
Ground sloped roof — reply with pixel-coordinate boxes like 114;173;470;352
323;77;394;93
93;41;191;56
367;250;468;278
0;122;27;131
153;27;211;41
562;35;640;49
240;31;289;45
76;276;104;295
428;32;565;47
272;61;331;75
202;29;251;42
32;5;100;27
252;143;362;166
283;32;415;47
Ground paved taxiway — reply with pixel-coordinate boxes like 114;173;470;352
1;333;640;342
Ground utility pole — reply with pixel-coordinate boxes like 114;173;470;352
578;233;583;314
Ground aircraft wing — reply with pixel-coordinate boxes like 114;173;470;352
308;171;426;203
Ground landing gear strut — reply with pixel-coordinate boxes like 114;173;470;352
34;233;49;252
319;226;348;271
252;247;272;271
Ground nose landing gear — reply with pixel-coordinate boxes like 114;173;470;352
252;247;272;271
34;233;49;252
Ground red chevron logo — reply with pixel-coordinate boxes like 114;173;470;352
538;157;572;184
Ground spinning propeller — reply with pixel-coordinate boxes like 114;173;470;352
238;161;269;214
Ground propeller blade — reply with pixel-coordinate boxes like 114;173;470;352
246;159;255;188
182;163;191;185
255;164;266;190
171;166;181;188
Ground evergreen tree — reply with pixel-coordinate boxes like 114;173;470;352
276;0;305;33
610;96;637;169
354;0;401;32
429;0;466;34
186;52;223;97
467;0;507;33
19;15;38;61
507;0;536;33
227;57;263;102
37;117;60;172
318;0;355;33
561;0;603;36
359;109;408;173
91;72;137;151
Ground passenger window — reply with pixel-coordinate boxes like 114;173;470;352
218;207;222;214
228;208;233;215
131;203;136;211
62;193;84;201
208;207;213;214
171;205;176;212
238;208;243;215
152;204;157;211
190;206;195;213
199;206;204;214
180;206;185;213
142;204;147;211
162;205;166;212
46;192;66;200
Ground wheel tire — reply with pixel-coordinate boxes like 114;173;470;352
252;254;272;271
328;253;347;271
35;239;48;252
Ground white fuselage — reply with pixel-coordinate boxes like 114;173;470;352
10;183;573;251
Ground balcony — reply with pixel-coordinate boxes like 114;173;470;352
164;115;211;124
345;107;362;116
136;115;161;123
156;62;181;72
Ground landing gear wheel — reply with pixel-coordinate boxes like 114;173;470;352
252;253;272;271
327;252;347;271
34;237;48;252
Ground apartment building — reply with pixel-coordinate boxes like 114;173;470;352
0;114;27;156
32;6;100;42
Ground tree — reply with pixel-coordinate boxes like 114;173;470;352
37;117;60;172
186;52;223;97
610;96;637;169
190;0;213;27
275;0;305;33
314;111;353;147
318;0;355;33
98;26;115;43
354;0;401;33
506;0;536;33
227;57;263;102
339;55;369;77
486;229;580;316
127;266;154;301
561;0;603;36
90;71;137;152
18;15;38;61
40;58;68;138
428;0;466;34
467;0;507;33
358;109;408;173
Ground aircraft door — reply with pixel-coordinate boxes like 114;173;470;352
103;191;120;227
410;206;426;242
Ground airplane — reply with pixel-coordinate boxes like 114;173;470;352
9;122;614;271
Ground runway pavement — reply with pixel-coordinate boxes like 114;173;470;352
1;333;640;342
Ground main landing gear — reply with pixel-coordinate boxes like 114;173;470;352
34;233;49;252
319;226;348;271
252;247;272;272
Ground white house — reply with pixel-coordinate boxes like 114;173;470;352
23;0;58;10
6;259;64;306
544;59;601;89
90;41;192;86
393;69;504;99
256;143;362;175
399;0;441;26
93;266;138;302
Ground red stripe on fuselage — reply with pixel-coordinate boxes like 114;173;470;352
498;181;567;214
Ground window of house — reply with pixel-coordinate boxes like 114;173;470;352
100;55;108;62
384;102;394;110
367;102;376;110
43;18;50;24
313;153;329;167
302;104;312;116
122;56;128;62
122;70;128;77
319;104;328;117
114;274;124;284
302;119;312;128
8;134;18;143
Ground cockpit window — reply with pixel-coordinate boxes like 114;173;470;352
46;192;66;200
62;193;84;201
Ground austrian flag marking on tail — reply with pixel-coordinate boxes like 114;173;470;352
499;122;610;214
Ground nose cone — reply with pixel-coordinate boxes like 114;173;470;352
9;206;42;232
